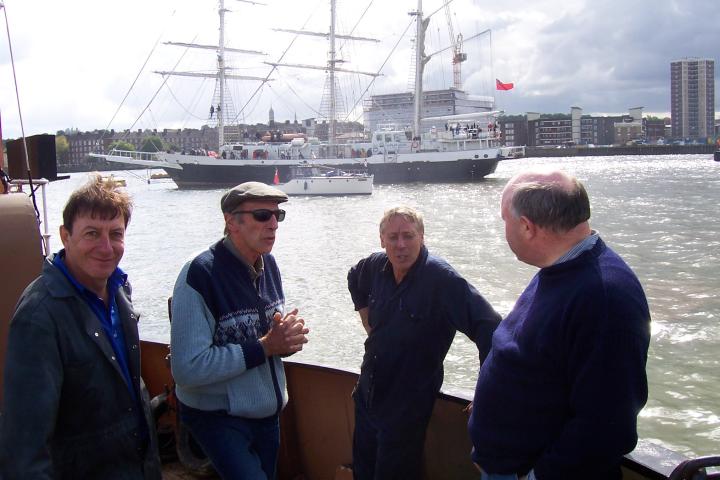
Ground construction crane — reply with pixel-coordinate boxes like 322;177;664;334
425;1;490;92
444;2;466;89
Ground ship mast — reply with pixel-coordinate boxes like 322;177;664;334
155;0;267;147
329;0;337;145
411;0;430;140
412;0;489;139
218;1;227;145
267;0;380;148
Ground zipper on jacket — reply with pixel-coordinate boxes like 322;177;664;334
269;358;283;415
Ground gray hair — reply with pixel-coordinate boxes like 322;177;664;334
379;206;424;235
509;177;590;232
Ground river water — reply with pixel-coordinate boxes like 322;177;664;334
36;154;719;459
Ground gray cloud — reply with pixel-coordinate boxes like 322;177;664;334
498;0;720;115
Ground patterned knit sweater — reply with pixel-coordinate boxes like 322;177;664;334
170;239;287;418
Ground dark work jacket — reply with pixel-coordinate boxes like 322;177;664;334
0;255;162;480
347;246;501;427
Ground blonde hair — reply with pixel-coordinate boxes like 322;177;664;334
379;206;424;235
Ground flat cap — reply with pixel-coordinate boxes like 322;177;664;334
221;181;288;213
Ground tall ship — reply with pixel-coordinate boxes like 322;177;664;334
91;0;523;188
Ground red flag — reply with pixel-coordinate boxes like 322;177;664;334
496;79;514;91
273;168;280;185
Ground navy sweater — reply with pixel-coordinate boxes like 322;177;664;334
469;238;651;479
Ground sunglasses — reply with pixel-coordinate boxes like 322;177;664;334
232;208;286;222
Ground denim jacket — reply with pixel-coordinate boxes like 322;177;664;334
0;255;161;479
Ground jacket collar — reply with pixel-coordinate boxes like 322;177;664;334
45;253;140;393
50;250;127;299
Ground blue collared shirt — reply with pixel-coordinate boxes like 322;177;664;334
553;230;599;265
52;250;135;398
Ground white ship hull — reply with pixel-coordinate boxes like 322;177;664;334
278;175;373;196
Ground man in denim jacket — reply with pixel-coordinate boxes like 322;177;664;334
0;174;161;479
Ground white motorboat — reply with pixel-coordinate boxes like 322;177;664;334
276;166;373;196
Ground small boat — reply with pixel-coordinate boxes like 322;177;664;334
276;165;373;196
101;175;126;187
150;171;170;180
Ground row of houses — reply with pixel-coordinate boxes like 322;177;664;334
499;107;666;148
64;126;218;169
498;107;719;148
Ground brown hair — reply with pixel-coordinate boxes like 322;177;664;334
62;173;133;233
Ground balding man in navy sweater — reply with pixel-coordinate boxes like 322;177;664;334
468;170;651;480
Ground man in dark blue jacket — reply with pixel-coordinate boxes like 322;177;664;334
468;170;651;480
0;174;161;479
348;206;500;480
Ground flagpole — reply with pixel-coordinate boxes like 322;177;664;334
489;29;494;106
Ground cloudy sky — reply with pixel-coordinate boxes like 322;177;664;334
1;0;718;139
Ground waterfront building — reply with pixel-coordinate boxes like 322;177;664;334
300;118;363;142
579;116;624;146
671;58;715;139
498;115;527;147
613;107;644;146
527;112;573;146
63;127;216;170
66;131;106;169
571;107;582;145
129;127;217;153
301;118;318;138
499;108;645;148
363;88;494;134
575;106;638;146
644;117;669;142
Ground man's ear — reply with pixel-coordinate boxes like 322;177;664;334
519;216;537;239
59;225;70;247
224;212;236;231
380;233;386;249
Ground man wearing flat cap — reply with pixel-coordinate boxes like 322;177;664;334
170;181;309;479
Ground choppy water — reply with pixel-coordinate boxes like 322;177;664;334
36;154;719;458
